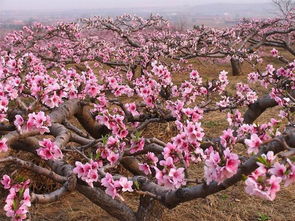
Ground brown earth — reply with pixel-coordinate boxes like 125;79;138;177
0;49;294;221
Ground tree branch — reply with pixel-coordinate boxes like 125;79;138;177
136;128;295;208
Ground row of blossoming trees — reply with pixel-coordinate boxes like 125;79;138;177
0;1;294;220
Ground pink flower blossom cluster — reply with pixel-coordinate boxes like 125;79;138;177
154;157;186;189
73;160;101;187
134;75;160;107
283;160;295;187
247;72;260;83
22;56;106;109
92;96;108;112
245;134;263;154
83;69;103;98
245;173;282;201
161;121;205;168
270;88;290;106
1;175;31;221
14;111;51;134
248;63;295;94
106;76;134;97
96;136;125;165
267;157;295;188
227;110;244;127
271;48;279;57
217;70;229;92
0;57;22;77
183;121;205;143
0;96;9;122
216;96;231;108
244;151;293;201
139;152;159;175
166;100;203;122
36;138;63;160
276;67;294;79
0;56;24;122
220;129;237;148
139;124;203;189
101;173;133;199
129;138;145;154
189;70;203;85
125;102;139;117
0;137;8;152
146;121;205;189
244;119;281;154
236;83;258;105
96;111;128;138
176;79;207;104
151;62;172;86
204;147;240;184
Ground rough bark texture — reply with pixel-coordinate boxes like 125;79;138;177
244;91;295;124
75;105;110;138
230;57;241;76
77;184;137;221
243;95;278;124
136;196;165;221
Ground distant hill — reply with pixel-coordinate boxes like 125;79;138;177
188;3;276;18
0;2;281;30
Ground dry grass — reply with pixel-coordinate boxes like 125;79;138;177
0;50;295;220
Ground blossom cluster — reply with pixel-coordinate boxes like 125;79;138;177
97;136;126;165
173;73;208;104
101;173;133;199
227;109;244;127
151;61;172;86
134;75;161;107
73;160;101;187
0;56;23;122
204;147;240;184
36;138;63;160
106;76;134;97
1;175;31;221
14;111;51;134
155;157;186;189
245;152;295;201
243;119;281;154
166;100;203;122
142;121;206;189
96;111;128;138
139;152;159;175
129;137;145;154
0;137;8;152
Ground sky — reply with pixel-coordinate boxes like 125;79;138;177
0;0;272;10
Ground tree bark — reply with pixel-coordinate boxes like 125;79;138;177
75;105;110;138
244;91;295;124
136;196;165;221
230;57;241;76
77;184;137;221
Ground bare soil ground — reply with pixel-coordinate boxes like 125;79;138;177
0;51;294;220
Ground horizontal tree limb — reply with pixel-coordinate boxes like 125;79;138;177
0;156;67;183
137;128;295;208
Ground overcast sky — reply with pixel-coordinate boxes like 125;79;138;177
0;0;272;10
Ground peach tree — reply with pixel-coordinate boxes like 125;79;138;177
0;14;294;221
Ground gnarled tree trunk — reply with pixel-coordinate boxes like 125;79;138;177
230;57;241;76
